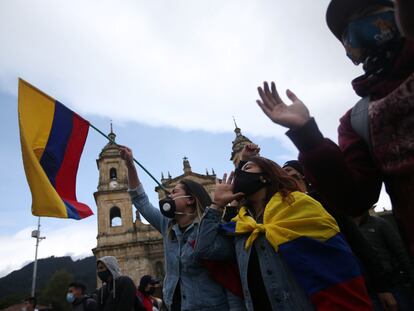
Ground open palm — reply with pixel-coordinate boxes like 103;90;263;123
257;81;310;130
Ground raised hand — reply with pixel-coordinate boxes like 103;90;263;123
240;143;260;161
257;81;310;130
212;172;244;209
119;145;134;167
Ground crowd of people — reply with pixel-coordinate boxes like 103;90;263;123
23;0;414;310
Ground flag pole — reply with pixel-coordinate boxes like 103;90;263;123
31;217;45;297
89;123;167;191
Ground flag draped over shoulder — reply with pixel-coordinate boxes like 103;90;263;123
18;79;93;220
220;191;372;310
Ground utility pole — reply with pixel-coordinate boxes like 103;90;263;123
31;217;46;297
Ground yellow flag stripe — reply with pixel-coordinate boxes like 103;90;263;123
18;79;68;218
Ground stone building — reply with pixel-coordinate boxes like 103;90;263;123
230;122;252;167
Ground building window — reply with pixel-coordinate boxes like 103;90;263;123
110;206;122;227
155;261;165;280
110;168;117;180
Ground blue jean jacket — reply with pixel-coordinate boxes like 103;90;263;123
194;207;314;311
129;185;231;311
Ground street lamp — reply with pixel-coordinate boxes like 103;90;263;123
31;217;46;297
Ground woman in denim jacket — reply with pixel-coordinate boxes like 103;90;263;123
194;156;372;311
119;146;241;311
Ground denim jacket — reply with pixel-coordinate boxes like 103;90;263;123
194;207;314;311
129;185;230;311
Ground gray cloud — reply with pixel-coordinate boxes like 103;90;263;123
0;0;362;141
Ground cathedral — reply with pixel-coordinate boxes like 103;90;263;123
92;124;252;284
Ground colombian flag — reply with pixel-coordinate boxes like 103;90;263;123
18;79;93;220
221;191;372;310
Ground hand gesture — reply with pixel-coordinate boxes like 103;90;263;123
213;172;244;209
240;143;260;161
118;145;134;167
257;81;310;130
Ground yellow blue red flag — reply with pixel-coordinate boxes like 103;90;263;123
220;191;372;310
18;78;93;219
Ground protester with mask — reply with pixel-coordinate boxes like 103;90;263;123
136;275;160;311
119;146;239;311
67;282;97;311
255;0;414;257
96;256;142;311
195;156;372;310
283;160;398;311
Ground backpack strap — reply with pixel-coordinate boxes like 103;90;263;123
350;96;372;150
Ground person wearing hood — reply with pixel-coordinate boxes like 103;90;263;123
255;0;414;258
67;282;97;311
96;256;144;311
119;146;241;311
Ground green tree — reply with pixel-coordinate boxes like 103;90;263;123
39;270;73;311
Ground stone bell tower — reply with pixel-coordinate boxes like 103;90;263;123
92;128;165;284
230;119;253;167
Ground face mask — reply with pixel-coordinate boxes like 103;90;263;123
66;292;75;304
98;270;111;283
343;10;401;72
233;168;268;196
159;195;193;218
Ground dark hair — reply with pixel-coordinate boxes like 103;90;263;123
24;297;37;307
68;281;87;294
246;156;300;203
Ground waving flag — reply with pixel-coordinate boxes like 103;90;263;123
18;78;93;219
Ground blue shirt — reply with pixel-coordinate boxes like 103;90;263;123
129;184;230;311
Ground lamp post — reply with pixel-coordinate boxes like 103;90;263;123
31;217;46;296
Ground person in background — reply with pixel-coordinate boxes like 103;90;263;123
136;275;160;311
96;256;142;311
66;282;97;311
22;297;37;311
355;211;414;310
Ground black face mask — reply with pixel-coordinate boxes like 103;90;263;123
146;287;156;295
98;270;111;283
159;195;193;218
233;168;268;196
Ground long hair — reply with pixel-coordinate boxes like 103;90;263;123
166;179;210;240
245;156;300;204
179;179;211;221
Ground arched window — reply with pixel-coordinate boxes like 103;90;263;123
110;168;117;180
155;261;165;280
110;206;122;227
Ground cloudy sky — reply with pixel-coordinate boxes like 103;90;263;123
0;0;392;279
